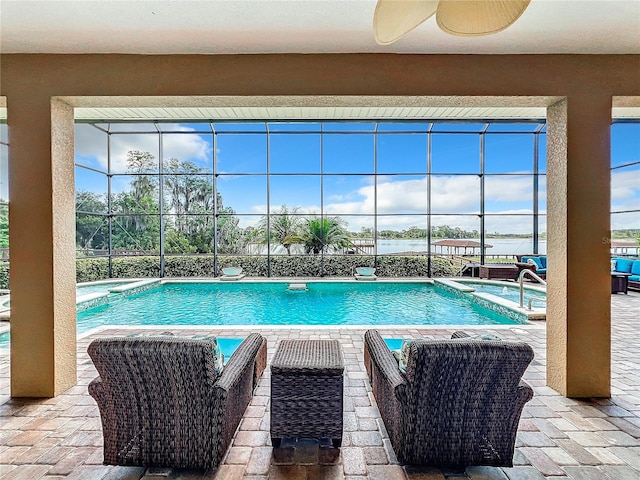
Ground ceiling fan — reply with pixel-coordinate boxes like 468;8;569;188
373;0;531;45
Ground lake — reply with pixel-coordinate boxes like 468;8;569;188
376;238;546;256
251;238;547;256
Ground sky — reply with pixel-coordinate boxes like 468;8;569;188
72;121;640;234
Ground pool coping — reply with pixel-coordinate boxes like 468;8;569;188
79;322;545;339
434;278;546;322
0;276;546;343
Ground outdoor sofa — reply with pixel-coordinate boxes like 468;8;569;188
517;254;547;279
612;257;640;291
363;329;534;468
88;333;267;469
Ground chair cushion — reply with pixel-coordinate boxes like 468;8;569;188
611;259;618;271
523;256;544;269
191;335;224;376
390;340;415;373
631;261;640;276
126;331;175;337
539;256;547;268
452;331;503;341
399;340;413;373
629;275;640;282
536;268;546;275
614;258;634;273
470;333;503;341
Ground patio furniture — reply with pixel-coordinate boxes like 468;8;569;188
479;263;519;281
612;257;640;291
611;272;631;294
517;255;547;279
363;329;534;467
270;339;344;448
87;333;267;469
461;262;480;277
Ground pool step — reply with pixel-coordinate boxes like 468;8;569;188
288;283;308;291
355;274;377;281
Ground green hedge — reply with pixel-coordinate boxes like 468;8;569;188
76;258;109;283
76;254;457;282
0;262;9;290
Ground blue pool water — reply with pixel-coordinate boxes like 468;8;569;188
75;282;515;331
217;337;244;364
0;281;521;347
463;282;546;305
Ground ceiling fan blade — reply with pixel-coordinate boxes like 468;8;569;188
436;0;531;36
373;0;439;45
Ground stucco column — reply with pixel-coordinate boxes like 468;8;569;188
8;96;76;397
546;97;611;398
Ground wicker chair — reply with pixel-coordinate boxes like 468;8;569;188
363;329;534;468
88;333;267;470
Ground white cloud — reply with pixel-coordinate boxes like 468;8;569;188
163;128;211;163
247;174;549;231
485;176;535;202
611;211;640;230
324;176;480;215
75;125;211;173
611;168;640;213
251;204;321;215
431;176;479;213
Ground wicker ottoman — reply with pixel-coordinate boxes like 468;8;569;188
270;339;344;448
479;264;519;280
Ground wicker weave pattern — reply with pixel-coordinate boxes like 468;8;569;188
364;329;534;468
271;339;344;371
88;333;267;469
271;340;344;445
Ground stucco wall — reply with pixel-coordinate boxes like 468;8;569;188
0;53;638;397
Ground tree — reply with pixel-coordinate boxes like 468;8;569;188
164;229;197;254
163;158;216;253
215;191;246;254
110;151;160;252
163;158;214;235
300;216;349;255
75;191;108;250
258;205;304;255
76;150;245;255
0;201;8;249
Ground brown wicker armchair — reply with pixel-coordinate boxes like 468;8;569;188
88;333;267;470
364;329;534;468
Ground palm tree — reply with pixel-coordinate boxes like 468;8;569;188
300;216;349;255
259;205;304;255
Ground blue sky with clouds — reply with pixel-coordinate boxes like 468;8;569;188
72;122;639;234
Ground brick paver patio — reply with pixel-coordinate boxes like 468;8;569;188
0;292;638;479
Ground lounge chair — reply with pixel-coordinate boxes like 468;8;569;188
363;329;534;467
87;333;267;469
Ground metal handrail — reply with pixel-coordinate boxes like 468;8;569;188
527;296;547;310
519;269;547;308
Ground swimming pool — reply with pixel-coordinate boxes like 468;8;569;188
76;281;518;330
0;280;526;347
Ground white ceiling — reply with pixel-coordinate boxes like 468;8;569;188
1;0;639;55
71;105;638;121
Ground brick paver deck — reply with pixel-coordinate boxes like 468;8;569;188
1;292;638;479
